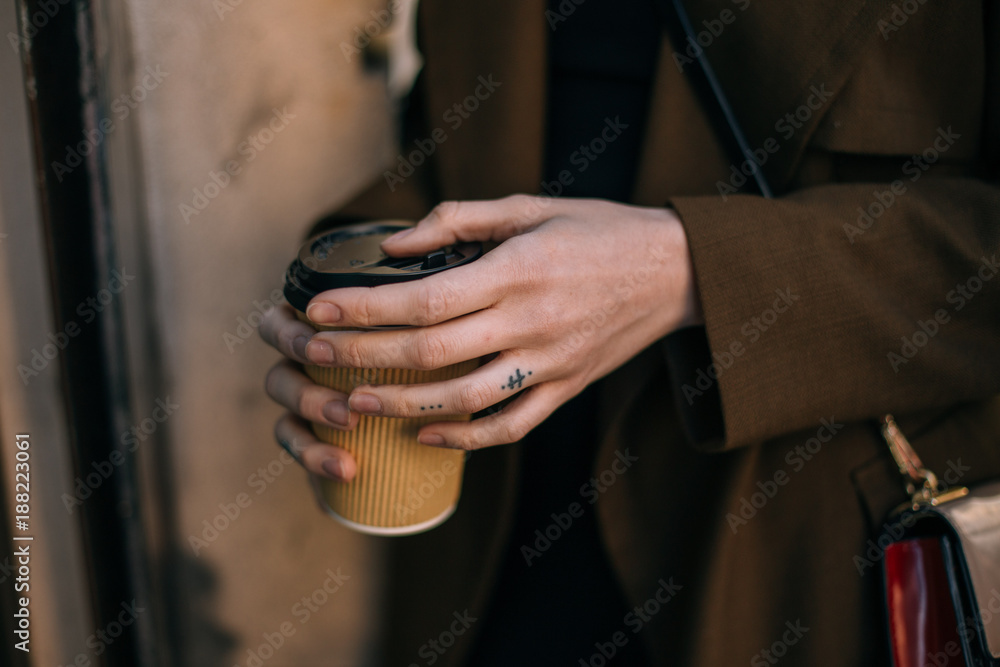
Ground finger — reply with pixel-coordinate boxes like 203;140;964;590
416;380;579;451
265;360;360;429
260;303;316;364
275;413;357;481
380;195;559;256
305;309;511;369
305;252;509;328
346;353;539;417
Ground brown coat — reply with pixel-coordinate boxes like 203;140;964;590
318;1;1000;664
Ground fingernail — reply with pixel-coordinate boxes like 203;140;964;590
383;227;414;244
418;433;445;446
291;335;310;361
305;340;334;364
322;458;346;480
349;393;382;415
306;302;341;324
322;400;351;427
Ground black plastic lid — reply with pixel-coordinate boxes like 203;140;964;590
283;220;483;313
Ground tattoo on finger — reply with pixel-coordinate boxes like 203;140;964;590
415;368;532;415
501;368;532;391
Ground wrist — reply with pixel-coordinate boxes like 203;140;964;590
660;207;704;331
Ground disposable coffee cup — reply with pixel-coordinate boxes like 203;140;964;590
284;221;483;536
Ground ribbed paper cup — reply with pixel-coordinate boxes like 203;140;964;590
300;320;476;535
284;221;483;535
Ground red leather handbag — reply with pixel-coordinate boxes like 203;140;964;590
878;416;1000;667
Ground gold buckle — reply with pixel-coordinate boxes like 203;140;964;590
880;414;969;510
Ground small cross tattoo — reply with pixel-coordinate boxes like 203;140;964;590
503;368;531;391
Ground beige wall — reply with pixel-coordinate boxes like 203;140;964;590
122;1;398;664
1;0;403;663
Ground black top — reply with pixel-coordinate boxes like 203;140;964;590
465;1;662;664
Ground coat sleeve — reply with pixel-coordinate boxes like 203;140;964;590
664;175;1000;452
660;0;1000;452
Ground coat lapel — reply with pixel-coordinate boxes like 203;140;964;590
665;0;892;192
418;0;547;200
419;0;892;202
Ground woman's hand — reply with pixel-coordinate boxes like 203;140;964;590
270;194;700;465
260;306;361;482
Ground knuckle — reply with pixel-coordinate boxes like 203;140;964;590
414;282;451;325
497;415;531;444
411;330;448;370
351;294;376;327
502;235;546;287
334;338;367;368
258;311;275;342
504;193;533;209
387;386;418;415
456;381;492;414
275;325;299;356
262;304;299;344
429;200;461;225
449;433;479;452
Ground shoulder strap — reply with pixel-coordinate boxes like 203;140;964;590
654;0;773;198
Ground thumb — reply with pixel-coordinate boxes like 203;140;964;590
381;196;555;256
